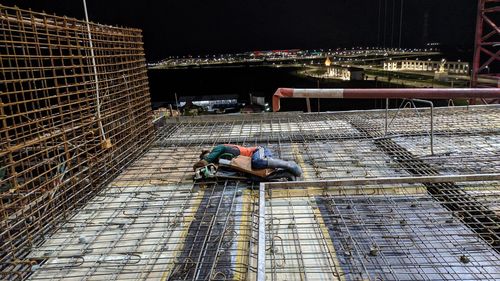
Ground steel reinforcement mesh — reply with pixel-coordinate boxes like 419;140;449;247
18;106;500;280
26;162;259;280
264;182;500;281
0;5;154;279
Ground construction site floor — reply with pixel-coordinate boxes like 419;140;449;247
27;105;500;280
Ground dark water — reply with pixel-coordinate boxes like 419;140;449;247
148;66;408;112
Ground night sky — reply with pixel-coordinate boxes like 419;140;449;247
3;0;476;62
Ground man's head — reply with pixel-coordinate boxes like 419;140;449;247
199;150;210;160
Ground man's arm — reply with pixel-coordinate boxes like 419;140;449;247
204;145;226;163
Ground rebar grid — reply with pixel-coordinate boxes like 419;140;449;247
27;148;259;281
154;106;500;280
157;106;500;146
265;183;500;281
1;2;498;281
157;106;500;180
22;105;500;280
0;5;153;279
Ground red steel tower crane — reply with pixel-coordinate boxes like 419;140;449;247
471;0;500;89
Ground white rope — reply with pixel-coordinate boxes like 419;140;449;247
83;0;107;141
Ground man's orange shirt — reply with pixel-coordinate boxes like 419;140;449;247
228;145;257;157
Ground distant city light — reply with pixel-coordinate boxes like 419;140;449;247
151;47;443;70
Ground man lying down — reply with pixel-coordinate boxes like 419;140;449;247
193;144;302;181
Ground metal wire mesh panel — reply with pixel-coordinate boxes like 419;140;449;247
0;5;153;279
19;106;500;280
157;106;500;179
157;106;500;144
26;148;259;281
153;107;500;280
265;183;500;281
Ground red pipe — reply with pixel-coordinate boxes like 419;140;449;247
272;88;500;112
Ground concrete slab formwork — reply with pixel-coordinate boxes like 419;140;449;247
20;105;500;280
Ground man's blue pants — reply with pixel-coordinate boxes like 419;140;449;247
251;147;273;169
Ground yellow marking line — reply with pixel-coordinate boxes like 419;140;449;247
292;143;309;180
234;189;251;280
292;144;343;280
312;206;345;280
161;189;205;281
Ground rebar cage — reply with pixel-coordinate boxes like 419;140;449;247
0;5;153;279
